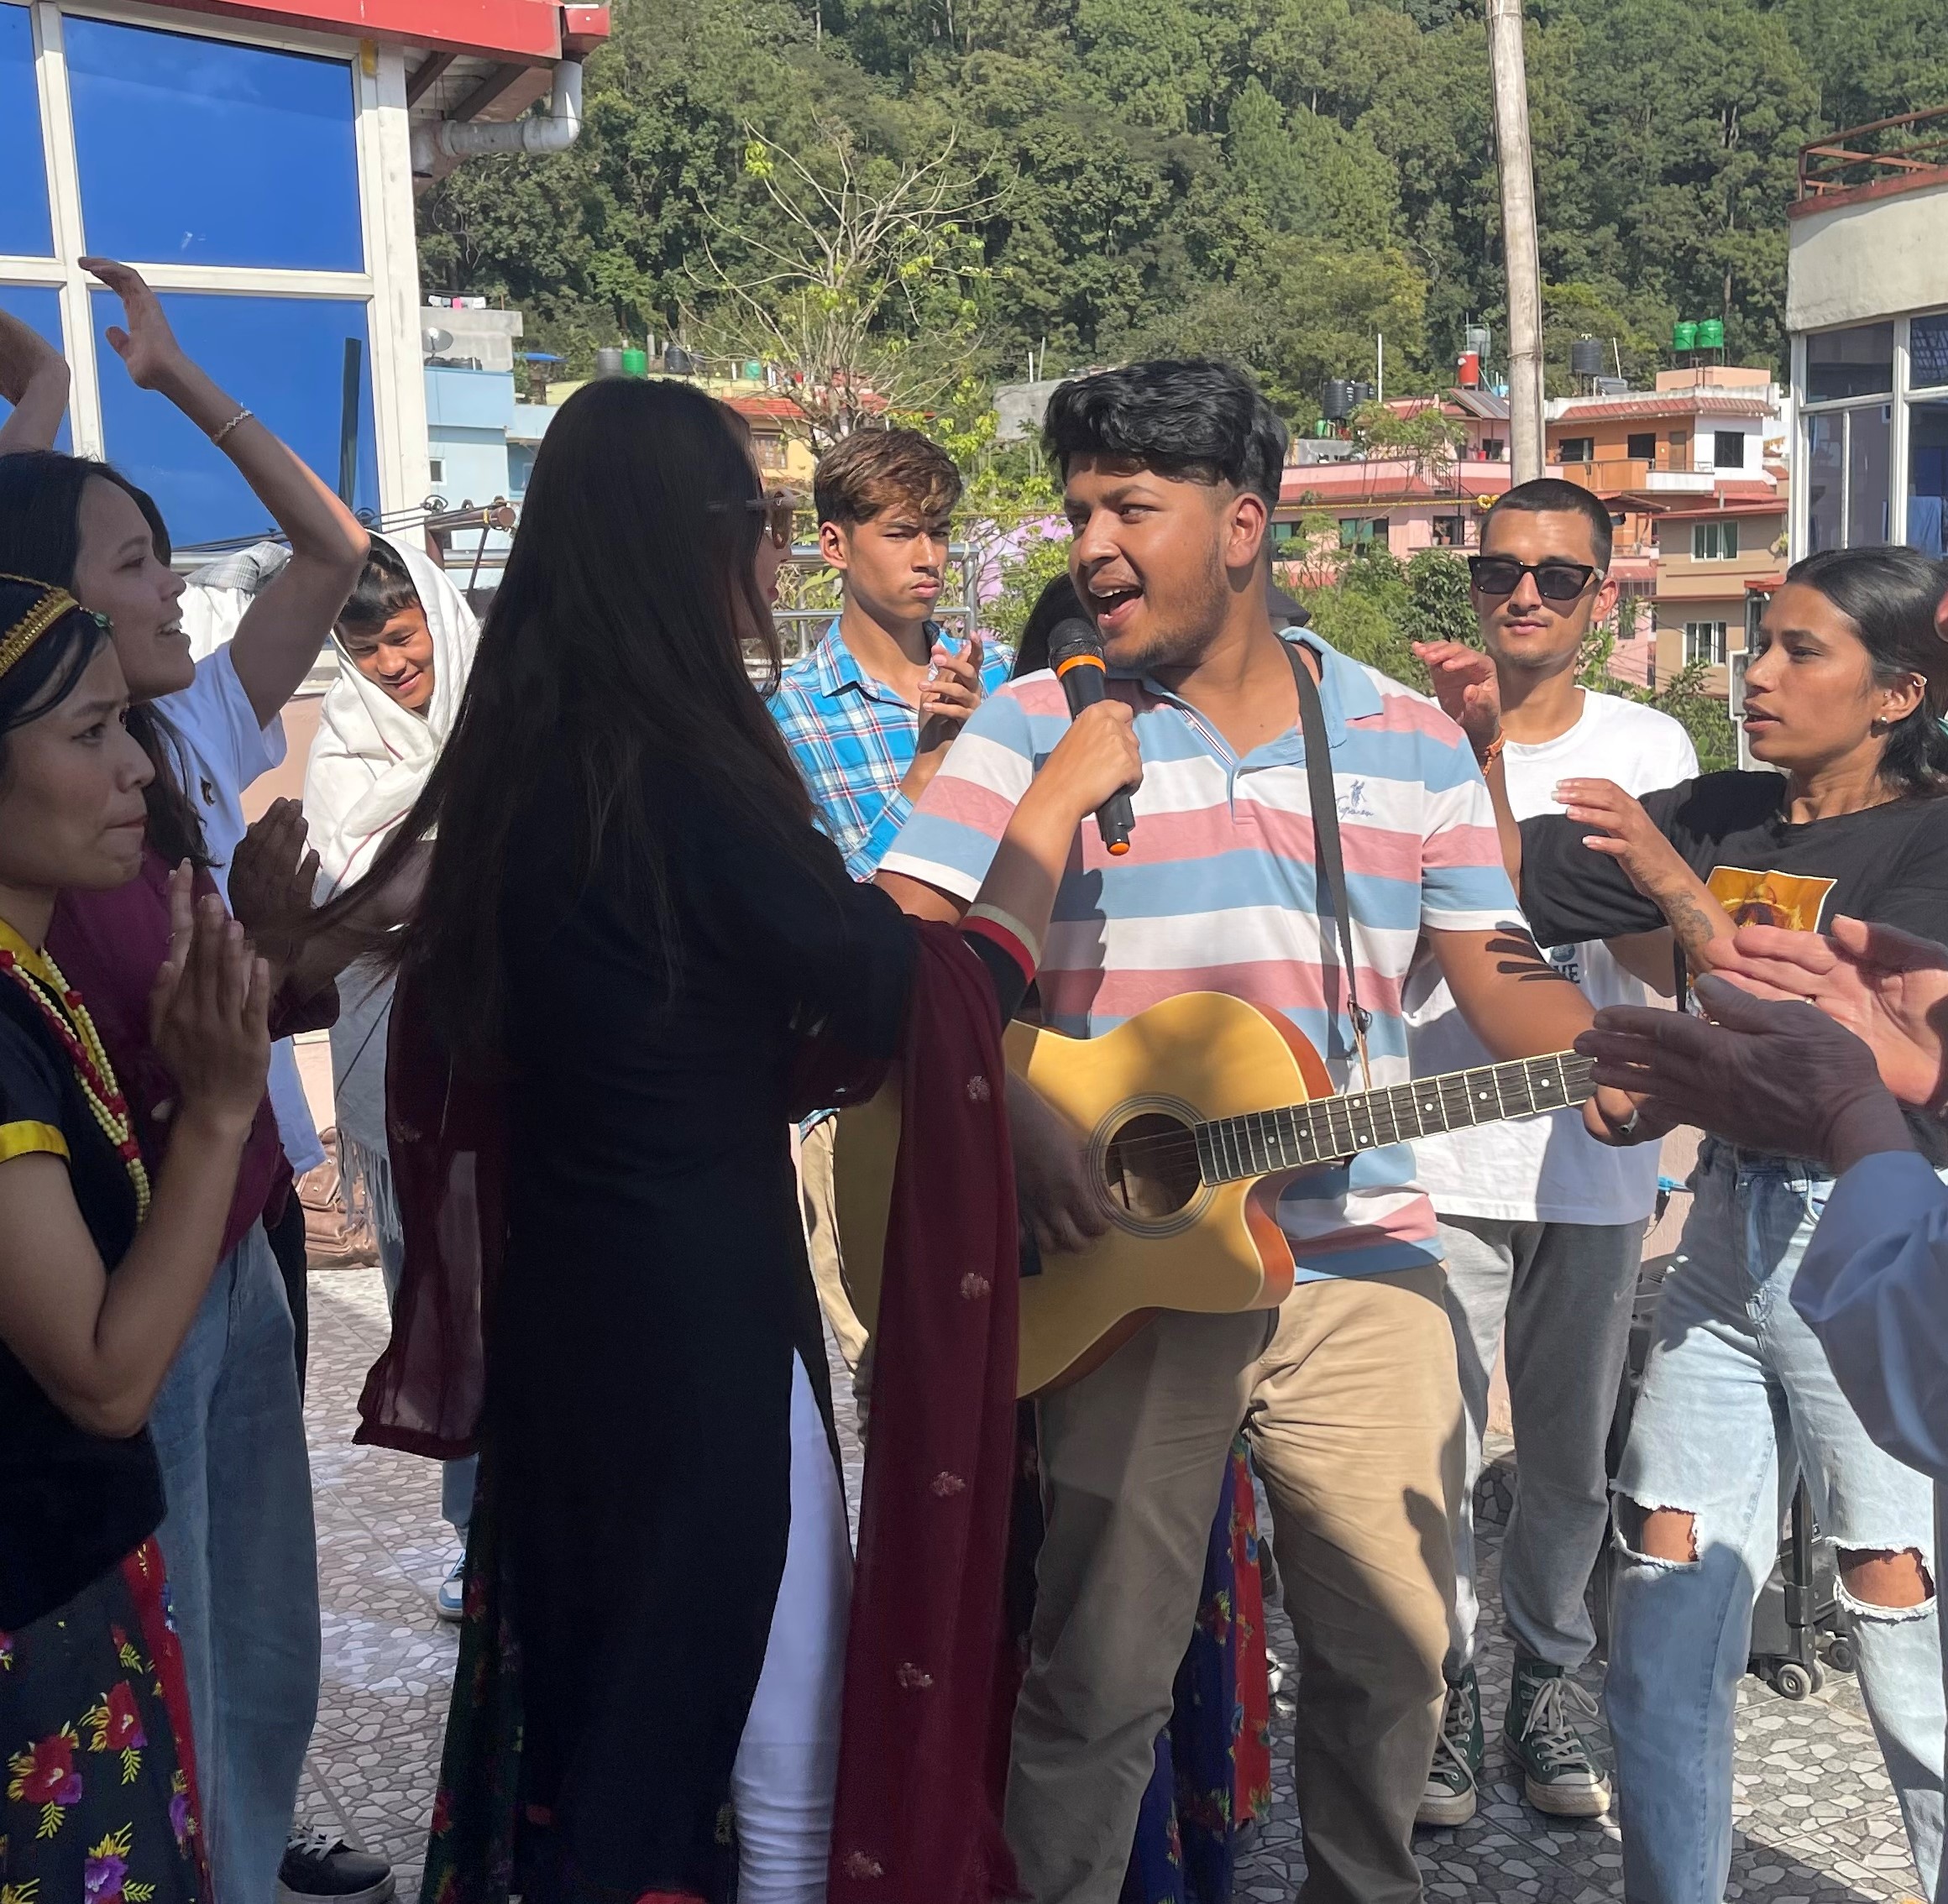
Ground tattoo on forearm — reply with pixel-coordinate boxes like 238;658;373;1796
1664;890;1722;964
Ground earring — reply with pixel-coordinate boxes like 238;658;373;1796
1870;716;1892;735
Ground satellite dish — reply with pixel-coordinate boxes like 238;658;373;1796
422;327;453;356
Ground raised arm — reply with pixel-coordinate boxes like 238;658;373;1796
0;303;71;457
0;883;270;1438
1414;641;1521;885
84;258;368;726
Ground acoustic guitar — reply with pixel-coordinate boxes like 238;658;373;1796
833;990;1596;1397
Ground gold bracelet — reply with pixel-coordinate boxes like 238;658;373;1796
209;406;253;446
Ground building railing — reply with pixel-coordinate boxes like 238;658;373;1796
1799;104;1948;202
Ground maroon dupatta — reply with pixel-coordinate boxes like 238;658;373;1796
826;921;1024;1903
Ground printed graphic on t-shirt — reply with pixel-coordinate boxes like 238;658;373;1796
1708;865;1839;932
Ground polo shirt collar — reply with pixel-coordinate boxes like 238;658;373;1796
1283;625;1381;749
1128;626;1377;759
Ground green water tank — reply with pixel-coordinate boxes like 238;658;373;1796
620;348;649;377
1697;318;1725;350
1673;321;1698;353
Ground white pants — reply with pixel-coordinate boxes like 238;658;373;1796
730;1350;854;1901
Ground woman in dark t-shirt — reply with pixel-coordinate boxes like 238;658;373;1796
0;579;270;1904
1518;546;1948;1904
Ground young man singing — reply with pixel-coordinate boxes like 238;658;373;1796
1406;481;1695;1827
767;426;1011;1368
876;361;1644;1904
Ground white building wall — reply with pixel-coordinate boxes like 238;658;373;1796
1788;182;1948;332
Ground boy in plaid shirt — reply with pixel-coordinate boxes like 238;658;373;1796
767;428;1009;1366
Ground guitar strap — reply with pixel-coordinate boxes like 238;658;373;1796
1284;636;1374;1092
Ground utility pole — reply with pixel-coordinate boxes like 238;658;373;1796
1487;0;1544;481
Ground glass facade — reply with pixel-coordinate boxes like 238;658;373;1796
1;1;384;547
0;281;70;448
1799;313;1948;558
1805;322;1893;402
93;290;376;545
65;17;362;271
1911;400;1948;558
0;4;52;257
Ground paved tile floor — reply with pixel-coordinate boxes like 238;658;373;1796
298;1266;1922;1902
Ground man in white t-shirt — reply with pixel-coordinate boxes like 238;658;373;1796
1404;480;1697;1828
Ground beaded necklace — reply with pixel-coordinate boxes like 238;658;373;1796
0;943;152;1224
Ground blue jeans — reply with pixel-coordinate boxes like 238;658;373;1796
149;1225;320;1904
1607;1141;1945;1902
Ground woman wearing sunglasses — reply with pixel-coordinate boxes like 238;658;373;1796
1515;546;1948;1903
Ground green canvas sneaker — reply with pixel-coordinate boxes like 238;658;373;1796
1506;1657;1610;1818
1417;1662;1483;1828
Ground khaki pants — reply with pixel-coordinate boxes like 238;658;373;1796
1006;1265;1464;1904
799;1117;868;1372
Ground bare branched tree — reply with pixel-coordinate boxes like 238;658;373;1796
690;123;1001;450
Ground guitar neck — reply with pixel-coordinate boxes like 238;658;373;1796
1194;1051;1597;1186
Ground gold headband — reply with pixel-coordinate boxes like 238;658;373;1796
0;575;89;681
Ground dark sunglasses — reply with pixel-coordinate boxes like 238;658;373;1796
1466;555;1602;602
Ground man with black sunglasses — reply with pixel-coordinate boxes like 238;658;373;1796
1405;479;1696;1828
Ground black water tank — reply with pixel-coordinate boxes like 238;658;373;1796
1321;379;1354;421
1569;337;1605;378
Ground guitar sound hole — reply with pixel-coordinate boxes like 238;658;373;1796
1102;1112;1202;1219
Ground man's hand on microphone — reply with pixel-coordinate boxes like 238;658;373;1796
1019;698;1142;840
900;630;987;802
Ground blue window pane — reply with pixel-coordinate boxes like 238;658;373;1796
1913;314;1948;394
0;6;53;257
0;284;70;450
68;19;360;272
94;291;377;549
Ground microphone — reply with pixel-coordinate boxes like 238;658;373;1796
1047;618;1135;856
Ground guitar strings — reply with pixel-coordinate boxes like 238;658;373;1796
1094;1059;1598;1174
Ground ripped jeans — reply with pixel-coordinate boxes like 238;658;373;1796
1606;1140;1945;1903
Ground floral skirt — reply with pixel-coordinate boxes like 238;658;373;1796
0;1540;208;1904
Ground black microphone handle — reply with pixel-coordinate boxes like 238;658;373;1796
1096;786;1135;855
1053;656;1137;855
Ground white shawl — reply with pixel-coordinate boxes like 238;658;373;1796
302;537;480;895
302;540;479;1233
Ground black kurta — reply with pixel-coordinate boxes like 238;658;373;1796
490;759;915;1901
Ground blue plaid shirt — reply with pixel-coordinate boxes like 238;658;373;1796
768;617;1015;879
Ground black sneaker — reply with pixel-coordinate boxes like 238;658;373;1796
276;1829;397;1904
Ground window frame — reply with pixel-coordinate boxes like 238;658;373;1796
1558;436;1595;465
1690;520;1739;561
1794;307;1948;559
1626;432;1657;462
0;0;427;546
1684;620;1728;667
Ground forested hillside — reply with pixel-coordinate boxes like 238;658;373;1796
419;0;1948;415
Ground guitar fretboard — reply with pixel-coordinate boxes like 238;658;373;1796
1193;1052;1596;1186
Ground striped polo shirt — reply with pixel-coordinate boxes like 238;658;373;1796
880;630;1522;1279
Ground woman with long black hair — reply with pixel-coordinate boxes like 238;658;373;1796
325;375;1138;1904
1516;545;1948;1903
